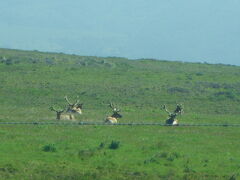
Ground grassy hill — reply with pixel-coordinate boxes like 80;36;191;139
0;48;240;179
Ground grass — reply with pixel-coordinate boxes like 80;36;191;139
0;126;239;179
0;48;240;179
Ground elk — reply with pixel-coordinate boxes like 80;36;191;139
162;104;183;125
50;107;75;120
105;102;122;124
64;96;83;114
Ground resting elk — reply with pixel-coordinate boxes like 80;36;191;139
64;96;83;114
162;104;183;125
105;103;122;124
50;107;75;120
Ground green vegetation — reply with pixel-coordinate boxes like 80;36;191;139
0;48;240;179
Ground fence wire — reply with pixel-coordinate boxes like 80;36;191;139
0;122;240;127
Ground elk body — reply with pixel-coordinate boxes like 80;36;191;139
162;104;183;125
64;96;83;114
105;103;122;124
50;96;83;121
50;107;75;120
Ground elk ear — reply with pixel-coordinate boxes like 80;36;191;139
76;103;83;109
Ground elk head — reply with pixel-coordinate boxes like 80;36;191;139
105;103;122;124
50;106;75;120
174;104;184;114
64;96;83;114
50;106;64;120
109;102;122;119
163;104;183;116
162;104;183;125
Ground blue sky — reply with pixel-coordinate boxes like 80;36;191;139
1;0;240;65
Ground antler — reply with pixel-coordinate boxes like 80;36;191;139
162;104;171;115
73;96;80;106
50;106;64;113
65;95;80;106
109;102;114;109
109;102;120;112
64;96;73;105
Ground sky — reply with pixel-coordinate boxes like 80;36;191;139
1;0;240;65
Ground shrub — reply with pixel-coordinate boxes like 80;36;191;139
167;155;175;161
42;144;57;152
109;140;120;150
213;91;236;100
171;152;181;158
0;164;17;174
144;157;157;164
5;59;13;65
229;174;238;180
144;152;178;165
195;72;204;76
196;82;221;89
159;152;168;158
98;142;105;149
183;166;195;173
45;58;55;65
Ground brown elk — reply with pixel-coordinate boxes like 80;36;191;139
64;96;83;114
162;104;183;125
105;103;122;124
50;107;75;120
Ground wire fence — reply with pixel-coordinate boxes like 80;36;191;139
0;121;240;127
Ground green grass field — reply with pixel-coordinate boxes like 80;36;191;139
0;48;240;179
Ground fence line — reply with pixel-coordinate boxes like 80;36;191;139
0;122;240;127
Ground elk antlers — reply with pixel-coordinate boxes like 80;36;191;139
109;102;120;112
64;95;80;106
162;104;170;115
49;106;64;113
162;104;183;115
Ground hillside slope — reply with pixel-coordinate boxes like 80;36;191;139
0;48;239;123
0;48;240;179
